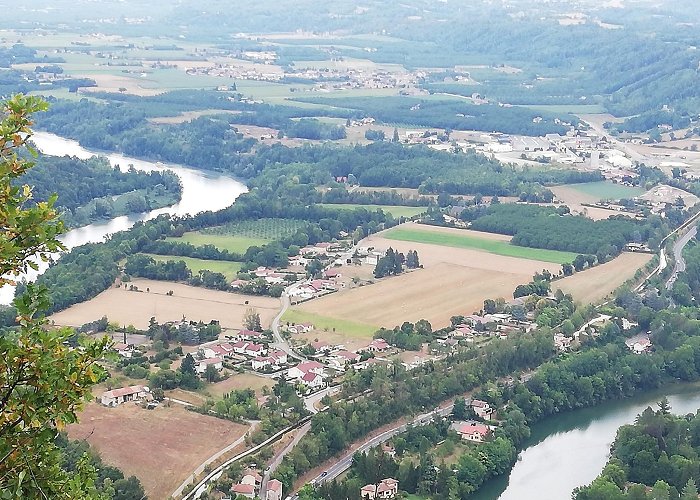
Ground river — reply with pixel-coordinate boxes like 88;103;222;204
471;383;700;500
0;131;248;305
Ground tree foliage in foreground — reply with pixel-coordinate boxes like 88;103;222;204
0;94;110;498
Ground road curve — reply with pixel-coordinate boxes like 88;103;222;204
666;225;697;291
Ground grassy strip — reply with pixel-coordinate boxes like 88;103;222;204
318;203;428;218
566;181;645;201
383;227;577;264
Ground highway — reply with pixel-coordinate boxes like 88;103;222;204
289;404;455;499
666;225;697;291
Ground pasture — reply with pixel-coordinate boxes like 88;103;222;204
67;402;249;499
282;308;378;349
318;203;428;218
166;231;269;254
205;372;272;398
383;224;577;264
142;254;242;280
49;279;279;330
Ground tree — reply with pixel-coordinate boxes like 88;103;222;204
483;299;497;314
244;308;262;332
681;479;699;500
0;94;110;497
392;127;400;143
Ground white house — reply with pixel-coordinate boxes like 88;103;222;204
287;361;325;380
195;357;223;374
451;421;491;442
470;399;493;419
301;371;325;389
101;385;150;407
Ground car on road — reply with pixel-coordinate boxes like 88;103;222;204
321;471;328;477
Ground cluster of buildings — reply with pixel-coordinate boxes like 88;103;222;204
361;478;399;500
100;385;150;407
448;313;535;342
231;469;283;500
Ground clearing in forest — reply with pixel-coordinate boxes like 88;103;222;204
382;224;577;264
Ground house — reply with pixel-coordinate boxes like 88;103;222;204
365;339;390;352
323;268;342;279
626;334;653;354
231;483;255;499
196;357;223;374
365;251;384;266
287;361;325;380
100;385;150;407
252;350;287;371
451;421;491;442
252;356;273;370
236;329;264;342
286;322;314;334
360;478;399;499
270;350;288;365
112;342;134;358
301;371;325;389
470;399;494;419
310;341;332;354
202;343;233;359
242;470;262;489
554;334;572;352
266;479;283;500
335;350;361;364
243;342;267;357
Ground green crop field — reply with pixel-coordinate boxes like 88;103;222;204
519;104;607;114
567;181;646;201
282;309;378;338
142;254;242;280
383;227;577;264
319;204;428;218
165;232;269;254
201;218;307;240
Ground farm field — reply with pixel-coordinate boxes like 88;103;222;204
549;185;641;220
555;252;653;303
383;224;577;264
142;254;242;280
49;279;279;330
201;218;307;240
282;309;378;349
205;372;273;398
563;181;645;201
166;231;269;254
67;402;249;499
300;227;561;328
318;203;428;218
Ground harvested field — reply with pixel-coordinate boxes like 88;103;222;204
50;279;279;330
67;402;248;499
555;252;653;303
383;224;577;264
205;372;273;398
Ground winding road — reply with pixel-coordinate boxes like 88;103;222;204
666;225;697;291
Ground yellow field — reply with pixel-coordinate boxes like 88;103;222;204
49;279;279;330
555;252;653;303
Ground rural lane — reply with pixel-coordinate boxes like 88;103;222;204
260;421;313;498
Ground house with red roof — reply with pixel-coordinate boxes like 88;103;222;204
112;342;135;358
451;421;491;442
287;361;325;387
231;483;255;498
335;350;361;364
266;479;283;500
301;371;325;389
100;385;150;407
365;339;390;352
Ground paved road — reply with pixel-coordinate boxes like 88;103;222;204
666;225;697;291
260;421;313;498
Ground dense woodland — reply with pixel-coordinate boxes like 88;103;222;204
21;154;181;227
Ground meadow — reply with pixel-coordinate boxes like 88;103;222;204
566;181;646;201
142;254;242;280
165;231;269;254
317;204;428;218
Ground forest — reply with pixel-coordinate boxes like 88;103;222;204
465;204;670;260
20;154;182;227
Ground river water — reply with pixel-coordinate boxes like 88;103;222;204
0;131;247;305
472;384;700;500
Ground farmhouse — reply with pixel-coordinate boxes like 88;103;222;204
360;478;399;499
112;342;134;358
266;479;283;500
100;385;150;407
470;399;494;419
626;334;653;354
196;357;223;374
451;421;491;442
